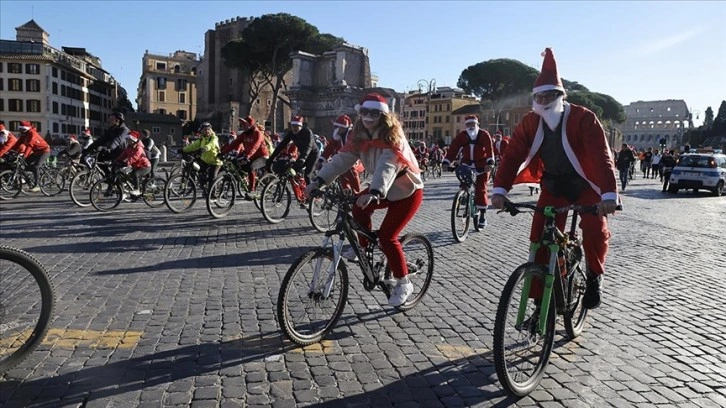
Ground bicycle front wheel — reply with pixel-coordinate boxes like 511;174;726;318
261;178;291;223
0;170;23;200
277;248;349;346
90;179;122;211
165;174;197;213
393;233;434;311
308;190;338;233
493;263;555;397
206;175;236;218
69;169;102;207
142;177;167;208
0;246;55;373
451;190;471;243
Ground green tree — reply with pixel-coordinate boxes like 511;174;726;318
222;13;345;130
703;107;714;127
567;91;626;123
114;85;135;114
713;100;726;133
457;59;539;100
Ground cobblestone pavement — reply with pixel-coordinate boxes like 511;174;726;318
1;172;725;408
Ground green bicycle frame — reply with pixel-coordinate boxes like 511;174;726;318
515;206;561;334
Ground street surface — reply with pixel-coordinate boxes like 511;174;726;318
1;173;725;407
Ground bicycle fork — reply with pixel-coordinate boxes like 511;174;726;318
516;243;560;335
310;236;344;299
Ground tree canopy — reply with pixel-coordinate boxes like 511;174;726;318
114;85;135;115
703;107;714;127
221;13;345;130
566;91;627;123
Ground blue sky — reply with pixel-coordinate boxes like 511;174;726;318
1;1;724;125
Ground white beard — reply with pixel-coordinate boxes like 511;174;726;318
533;96;565;131
466;126;479;138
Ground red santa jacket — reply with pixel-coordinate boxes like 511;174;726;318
444;129;494;168
116;141;151;169
15;128;50;158
222;127;269;160
0;133;18;157
493;137;510;158
492;103;617;201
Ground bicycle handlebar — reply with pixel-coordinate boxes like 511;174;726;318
500;200;623;217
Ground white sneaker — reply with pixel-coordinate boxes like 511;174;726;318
130;189;141;196
341;247;358;262
388;276;413;307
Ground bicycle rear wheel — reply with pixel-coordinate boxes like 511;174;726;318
563;248;589;339
493;263;555;397
206;175;236;218
142;177;167;208
39;168;65;197
90;179;122;211
165;174;197;213
69;169;102;207
253;173;276;211
277;248;349;346
393;233;434;311
0;246;55;373
451;190;471;243
261;178;291;223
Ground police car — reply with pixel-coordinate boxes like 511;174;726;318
668;152;726;196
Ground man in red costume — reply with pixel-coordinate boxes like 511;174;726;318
318;114;363;194
443;114;495;228
491;48;618;310
222;115;269;199
14;121;51;192
493;131;509;162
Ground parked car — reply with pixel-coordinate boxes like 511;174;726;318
668;152;726;196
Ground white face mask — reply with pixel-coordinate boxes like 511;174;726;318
532;96;565;131
466;126;479;138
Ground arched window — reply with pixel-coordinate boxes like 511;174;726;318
174;65;181;74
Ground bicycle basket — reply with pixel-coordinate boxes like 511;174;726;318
455;165;474;185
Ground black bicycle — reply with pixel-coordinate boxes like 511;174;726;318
89;166;166;212
206;155;275;218
493;200;621;397
450;165;481;242
0;246;55;374
277;188;434;346
164;153;204;214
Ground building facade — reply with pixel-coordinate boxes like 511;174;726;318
617;99;690;150
136;50;199;122
402;92;428;142
427;87;479;145
0;20;118;140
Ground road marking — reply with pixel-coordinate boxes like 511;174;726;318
1;328;143;351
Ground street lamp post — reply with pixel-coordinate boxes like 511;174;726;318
417;79;436;144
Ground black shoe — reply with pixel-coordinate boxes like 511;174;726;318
583;275;603;310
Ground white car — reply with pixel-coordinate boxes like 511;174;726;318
668;153;726;196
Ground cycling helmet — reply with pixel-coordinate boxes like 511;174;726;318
199;122;212;131
111;111;124;121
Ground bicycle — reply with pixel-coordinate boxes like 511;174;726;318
205;155;275;218
277;188;434;346
0;153;64;199
164;153;204;213
260;159;308;224
430;160;443;179
0;245;55;374
89;167;166;212
308;177;345;233
450;165;481;242
68;151;109;207
492;200;621;397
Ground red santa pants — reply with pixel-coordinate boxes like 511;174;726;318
475;172;490;209
527;186;611;297
352;188;423;279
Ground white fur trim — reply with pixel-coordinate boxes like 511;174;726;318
465;118;478;125
559;103;601;196
18;126;31;131
533;84;565;94
290;120;303;126
361;100;389;113
333;122;349;128
601;192;618;201
492;187;509;196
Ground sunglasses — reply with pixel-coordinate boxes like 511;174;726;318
359;108;382;118
533;91;561;103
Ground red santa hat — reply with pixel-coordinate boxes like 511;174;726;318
495;131;503;137
290;115;304;126
333;114;352;128
83;128;91;135
0;123;6;131
18;121;32;131
464;115;479;125
238;115;255;127
533;47;565;95
128;130;140;142
69;134;77;140
356;93;390;114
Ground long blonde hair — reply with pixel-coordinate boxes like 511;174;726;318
350;112;404;147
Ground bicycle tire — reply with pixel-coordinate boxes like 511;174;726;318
254;173;276;211
142;177;167;208
39;168;65;197
277;248;349;346
308;189;338;233
261;178;291;224
393;233;434;311
69;169;102;207
206;174;236;218
493;262;555;397
563;250;589;339
0;170;22;200
164;174;197;213
89;179;122;212
451;190;471;243
0;246;55;374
